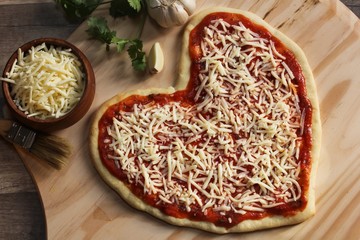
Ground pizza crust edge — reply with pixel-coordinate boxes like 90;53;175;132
89;7;321;234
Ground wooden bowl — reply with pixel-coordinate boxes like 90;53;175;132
2;38;95;132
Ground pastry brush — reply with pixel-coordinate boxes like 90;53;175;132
0;119;71;169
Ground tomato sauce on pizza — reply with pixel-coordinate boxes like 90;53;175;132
96;11;313;229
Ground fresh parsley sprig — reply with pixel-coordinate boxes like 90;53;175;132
109;0;142;18
56;0;143;20
86;16;147;71
86;17;115;49
56;0;147;71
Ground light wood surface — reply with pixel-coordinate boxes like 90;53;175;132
1;0;360;239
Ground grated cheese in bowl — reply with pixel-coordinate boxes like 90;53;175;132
3;42;85;119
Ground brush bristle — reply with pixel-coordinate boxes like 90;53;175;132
29;133;72;169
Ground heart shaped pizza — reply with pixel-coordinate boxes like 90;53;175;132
90;7;321;234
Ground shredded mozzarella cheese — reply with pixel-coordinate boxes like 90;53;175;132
105;18;304;216
5;43;85;119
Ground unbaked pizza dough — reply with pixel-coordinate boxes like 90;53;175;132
90;7;321;234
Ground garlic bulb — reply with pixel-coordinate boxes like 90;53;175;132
146;0;196;28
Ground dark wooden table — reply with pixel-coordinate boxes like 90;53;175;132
0;1;359;239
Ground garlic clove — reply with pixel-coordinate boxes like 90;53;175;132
161;6;174;28
178;0;196;15
148;42;164;74
147;0;161;8
169;2;189;26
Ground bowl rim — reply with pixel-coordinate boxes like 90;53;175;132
1;37;95;129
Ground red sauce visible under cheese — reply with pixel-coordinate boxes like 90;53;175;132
97;12;313;228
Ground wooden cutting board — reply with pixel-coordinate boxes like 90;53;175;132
14;0;360;239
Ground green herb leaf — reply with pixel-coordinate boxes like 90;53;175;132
131;51;146;71
111;37;129;52
127;40;147;71
86;17;116;49
109;0;142;18
128;0;142;12
86;18;146;71
127;39;142;59
55;0;102;20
